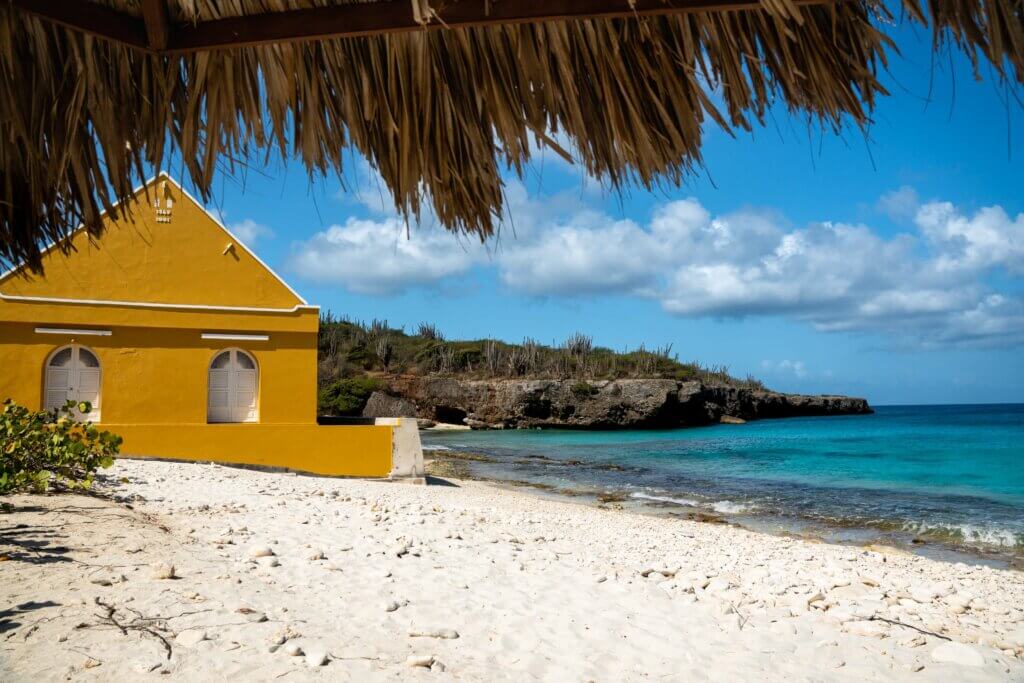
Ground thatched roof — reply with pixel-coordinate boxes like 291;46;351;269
1;0;1022;271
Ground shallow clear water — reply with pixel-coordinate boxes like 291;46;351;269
422;404;1024;563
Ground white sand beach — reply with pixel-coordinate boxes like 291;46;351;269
2;458;1023;681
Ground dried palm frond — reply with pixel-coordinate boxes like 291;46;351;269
0;0;1021;272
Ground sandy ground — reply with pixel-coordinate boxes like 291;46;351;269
2;459;1023;682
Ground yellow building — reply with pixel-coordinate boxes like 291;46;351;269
0;173;423;480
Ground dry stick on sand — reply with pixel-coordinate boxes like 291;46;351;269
868;615;952;641
79;598;210;660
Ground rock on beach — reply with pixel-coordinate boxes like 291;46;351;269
931;641;986;667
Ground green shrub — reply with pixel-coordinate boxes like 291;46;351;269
570;381;599;399
318;377;383;416
0;400;121;494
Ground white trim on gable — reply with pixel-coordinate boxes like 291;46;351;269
0;172;310;309
2;292;317;314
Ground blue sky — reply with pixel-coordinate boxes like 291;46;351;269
190;20;1022;406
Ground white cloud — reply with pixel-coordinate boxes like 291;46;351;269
916;201;1024;274
761;360;808;379
657;218;919;319
288;216;483;295
877;186;920;221
229;219;274;247
295;180;1024;348
496;212;657;295
525;128;580;173
492;193;1024;348
291;179;586;295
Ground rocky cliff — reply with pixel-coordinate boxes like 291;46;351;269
363;377;872;429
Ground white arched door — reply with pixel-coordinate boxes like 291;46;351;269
207;349;258;423
44;345;102;421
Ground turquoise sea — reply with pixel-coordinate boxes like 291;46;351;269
422;404;1024;566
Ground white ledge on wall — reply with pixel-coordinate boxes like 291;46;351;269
0;292;317;314
201;332;270;341
35;327;112;336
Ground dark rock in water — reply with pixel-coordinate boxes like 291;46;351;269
596;491;630;504
684;512;728;525
362;391;418;418
383;377;872;430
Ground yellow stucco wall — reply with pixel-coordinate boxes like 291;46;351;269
0;174;319;426
112;423;394;478
0;321;318;425
0;174;405;479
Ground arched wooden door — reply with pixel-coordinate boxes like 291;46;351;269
44;345;102;421
207;349;259;423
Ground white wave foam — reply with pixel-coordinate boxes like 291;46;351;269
711;500;750;514
960;525;1022;547
631;492;753;514
905;521;1024;548
631;492;700;507
421;445;451;452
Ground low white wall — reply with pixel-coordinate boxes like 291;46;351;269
377;417;426;482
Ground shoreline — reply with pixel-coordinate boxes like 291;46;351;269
433;457;1024;571
2;458;1023;681
421;428;1024;570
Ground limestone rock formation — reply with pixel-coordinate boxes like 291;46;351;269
362;391;418;418
373;377;872;429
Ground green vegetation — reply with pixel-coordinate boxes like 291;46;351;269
317;377;383;416
317;313;768;415
0;400;120;494
571;381;599;399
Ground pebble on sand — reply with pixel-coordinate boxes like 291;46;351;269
133;661;162;674
175;630;207;647
931;641;986;668
406;655;435;668
236;607;268;622
248;545;275;559
151;562;176;580
409;628;460;640
1004;627;1024;649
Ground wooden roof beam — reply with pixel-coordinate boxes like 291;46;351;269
11;0;148;50
140;0;171;51
168;0;832;53
12;0;832;55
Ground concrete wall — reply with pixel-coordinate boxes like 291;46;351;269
376;418;427;481
111;423;394;478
